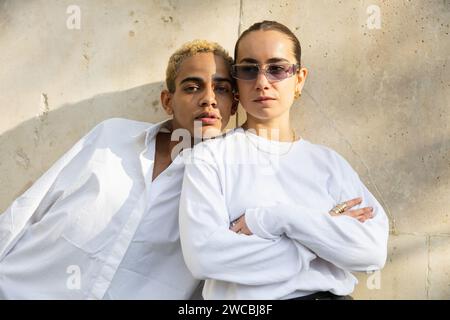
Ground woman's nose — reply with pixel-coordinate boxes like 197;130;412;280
254;70;271;91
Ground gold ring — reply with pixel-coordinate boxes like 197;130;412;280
338;203;348;213
331;202;347;215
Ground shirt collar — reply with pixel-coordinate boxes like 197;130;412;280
132;118;173;147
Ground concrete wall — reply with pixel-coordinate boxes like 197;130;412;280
0;0;449;299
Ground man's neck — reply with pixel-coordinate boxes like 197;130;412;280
152;131;176;181
159;119;183;159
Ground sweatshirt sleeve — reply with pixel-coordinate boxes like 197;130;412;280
0;121;106;259
244;152;389;272
179;148;316;286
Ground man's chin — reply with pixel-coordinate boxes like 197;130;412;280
201;125;222;139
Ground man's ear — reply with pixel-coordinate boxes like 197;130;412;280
161;89;174;115
231;93;239;116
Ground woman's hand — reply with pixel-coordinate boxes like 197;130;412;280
230;215;253;235
329;197;374;223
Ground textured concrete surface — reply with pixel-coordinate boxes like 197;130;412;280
353;234;428;299
0;0;240;209
0;0;449;299
429;236;450;299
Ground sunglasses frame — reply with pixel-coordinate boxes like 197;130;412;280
231;63;300;82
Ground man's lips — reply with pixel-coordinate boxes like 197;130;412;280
253;96;276;102
195;112;221;125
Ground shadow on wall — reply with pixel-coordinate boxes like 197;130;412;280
0;81;169;212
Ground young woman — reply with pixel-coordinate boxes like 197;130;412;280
179;21;389;300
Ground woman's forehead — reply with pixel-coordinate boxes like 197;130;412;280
237;30;295;63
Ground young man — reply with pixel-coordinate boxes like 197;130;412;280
0;40;237;299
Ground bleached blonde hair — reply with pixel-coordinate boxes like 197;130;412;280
165;39;234;93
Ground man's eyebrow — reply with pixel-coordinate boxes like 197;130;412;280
179;77;203;85
238;57;291;64
179;76;232;85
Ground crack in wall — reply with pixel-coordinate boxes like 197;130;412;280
235;0;244;127
399;231;450;236
426;235;431;299
238;0;244;37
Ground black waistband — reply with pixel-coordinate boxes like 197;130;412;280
287;291;353;300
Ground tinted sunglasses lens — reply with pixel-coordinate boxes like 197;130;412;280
266;64;292;81
234;65;259;80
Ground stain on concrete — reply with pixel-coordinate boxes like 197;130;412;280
161;16;173;23
129;30;135;37
152;100;160;112
15;148;30;169
443;0;450;10
33;127;40;145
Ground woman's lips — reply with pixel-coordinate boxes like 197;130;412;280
253;96;276;103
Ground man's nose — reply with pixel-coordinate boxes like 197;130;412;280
199;86;217;107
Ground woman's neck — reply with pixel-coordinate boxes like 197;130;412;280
243;115;296;142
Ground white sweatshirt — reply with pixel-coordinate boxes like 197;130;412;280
179;128;389;299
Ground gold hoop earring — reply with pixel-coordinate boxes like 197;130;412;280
294;90;302;99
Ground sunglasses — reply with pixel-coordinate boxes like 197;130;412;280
231;63;300;82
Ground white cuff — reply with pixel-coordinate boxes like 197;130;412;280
245;208;279;240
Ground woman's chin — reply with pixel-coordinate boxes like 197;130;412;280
246;109;281;121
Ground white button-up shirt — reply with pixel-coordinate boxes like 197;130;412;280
179;129;389;299
0;118;199;299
